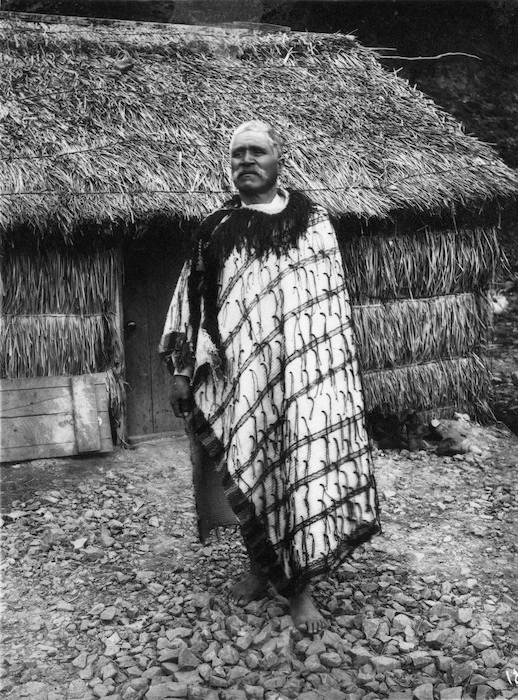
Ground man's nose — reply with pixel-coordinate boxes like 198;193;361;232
242;149;255;163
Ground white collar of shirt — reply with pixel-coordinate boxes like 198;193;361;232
240;189;288;214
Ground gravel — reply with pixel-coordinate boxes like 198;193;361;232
1;427;517;700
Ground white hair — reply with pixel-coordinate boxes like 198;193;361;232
230;120;284;158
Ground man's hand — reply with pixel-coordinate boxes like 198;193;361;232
170;375;193;418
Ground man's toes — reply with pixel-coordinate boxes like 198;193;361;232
228;590;245;606
308;619;320;635
317;617;327;632
294;611;327;634
229;574;268;607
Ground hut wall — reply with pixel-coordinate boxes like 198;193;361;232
1;246;125;442
339;225;499;422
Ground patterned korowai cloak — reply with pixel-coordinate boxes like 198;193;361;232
160;190;381;596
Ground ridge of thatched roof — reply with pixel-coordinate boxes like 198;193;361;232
1;13;517;238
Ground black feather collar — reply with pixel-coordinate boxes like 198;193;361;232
195;189;316;266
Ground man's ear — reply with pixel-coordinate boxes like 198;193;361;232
278;157;285;173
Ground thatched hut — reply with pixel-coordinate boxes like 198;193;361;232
1;12;517;455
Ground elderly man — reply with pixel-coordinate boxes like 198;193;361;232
159;120;380;634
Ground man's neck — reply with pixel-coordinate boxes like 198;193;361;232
239;186;278;206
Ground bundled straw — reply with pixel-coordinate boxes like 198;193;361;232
1;18;517;239
362;355;493;422
340;227;500;303
352;292;491;370
341;225;498;420
3;249;120;315
1;314;118;377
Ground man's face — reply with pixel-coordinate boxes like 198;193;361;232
230;130;281;198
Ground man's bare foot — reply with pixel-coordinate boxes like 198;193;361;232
228;573;268;606
289;585;327;634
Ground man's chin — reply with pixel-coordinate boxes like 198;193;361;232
236;181;259;195
237;182;254;192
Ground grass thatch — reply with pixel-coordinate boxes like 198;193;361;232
362;355;493;423
3;248;120;315
0;15;517;239
340;225;498;421
340;227;500;302
1;314;116;376
1;247;125;435
352;292;491;370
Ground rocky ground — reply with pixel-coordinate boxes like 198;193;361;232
1;424;517;700
1;289;518;700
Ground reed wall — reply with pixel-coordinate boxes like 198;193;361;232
340;226;499;421
1;247;125;440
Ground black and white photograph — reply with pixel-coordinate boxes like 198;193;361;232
1;1;517;699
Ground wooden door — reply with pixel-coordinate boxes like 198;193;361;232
123;236;188;440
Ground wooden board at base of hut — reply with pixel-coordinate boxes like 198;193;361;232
0;374;113;463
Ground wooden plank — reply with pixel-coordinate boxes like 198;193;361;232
84;379;113;451
2;436;114;463
0;373;107;391
71;375;101;453
0;407;110;451
1;375;71;391
0;374;113;463
0;386;71;416
1;412;75;450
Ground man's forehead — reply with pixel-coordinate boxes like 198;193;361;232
230;129;273;150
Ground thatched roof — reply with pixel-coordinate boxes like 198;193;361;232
1;13;517;239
